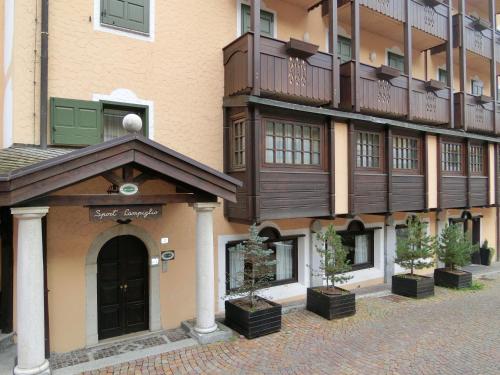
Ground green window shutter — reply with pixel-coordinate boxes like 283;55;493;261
241;4;274;37
51;98;102;146
101;0;150;34
388;51;404;72
438;68;447;84
337;36;352;64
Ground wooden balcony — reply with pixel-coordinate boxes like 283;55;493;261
223;33;333;106
340;62;450;125
454;92;496;134
454;14;493;59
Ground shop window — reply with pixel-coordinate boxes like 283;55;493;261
241;3;275;37
231;118;246;171
393;135;420;172
387;51;404;72
100;0;150;35
226;227;299;292
356;131;382;169
265;121;321;166
441;142;464;174
338;221;375;271
469;144;485;176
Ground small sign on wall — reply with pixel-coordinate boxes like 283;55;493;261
89;205;162;222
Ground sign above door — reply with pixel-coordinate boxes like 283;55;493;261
89;205;162;222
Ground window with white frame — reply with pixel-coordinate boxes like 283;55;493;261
100;0;150;35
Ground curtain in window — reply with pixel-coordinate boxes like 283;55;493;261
276;241;293;280
354;234;369;264
229;250;245;289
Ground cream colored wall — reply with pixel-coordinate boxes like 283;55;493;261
427;135;438;209
489;144;495;205
334;121;348;214
0;2;4;148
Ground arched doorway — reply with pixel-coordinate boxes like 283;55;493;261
97;235;149;340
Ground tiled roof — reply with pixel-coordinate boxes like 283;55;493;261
0;145;75;174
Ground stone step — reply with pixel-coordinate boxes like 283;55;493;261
0;332;14;353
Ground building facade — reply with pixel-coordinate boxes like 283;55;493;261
0;0;499;373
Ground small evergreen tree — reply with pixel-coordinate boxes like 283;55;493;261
395;216;436;275
437;224;477;270
227;225;277;308
315;224;353;290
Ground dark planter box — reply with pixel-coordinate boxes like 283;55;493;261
306;287;356;320
471;250;481;265
224;297;281;339
434;268;472;289
480;248;492;266
392;274;434;299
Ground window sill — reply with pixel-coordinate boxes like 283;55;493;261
95;22;154;42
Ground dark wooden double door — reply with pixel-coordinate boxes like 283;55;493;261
97;235;149;340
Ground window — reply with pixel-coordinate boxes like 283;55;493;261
356;131;382;169
226;228;298;292
50;97;148;146
393;136;420;172
471;80;484;96
338;221;374;271
241;4;275;37
100;0;150;35
265;121;321;166
469;144;485;175
337;36;352;64
387;51;404;72
438;68;448;85
231;118;246;170
441;142;464;174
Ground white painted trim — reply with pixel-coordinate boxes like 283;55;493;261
3;0;14;148
93;0;155;42
236;0;278;38
92;89;154;140
217;225;310;311
3;79;13;148
85;224;161;347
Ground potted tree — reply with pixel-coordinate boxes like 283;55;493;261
480;240;493;266
392;216;436;299
224;225;281;339
435;224;476;289
306;225;355;320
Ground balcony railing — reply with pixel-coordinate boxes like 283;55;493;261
454;92;496;134
340;62;450;124
223;33;333;106
454;14;493;59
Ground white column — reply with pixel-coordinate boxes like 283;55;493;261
192;202;219;334
384;222;396;283
11;207;50;375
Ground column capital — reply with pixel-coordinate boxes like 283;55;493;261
191;202;220;212
11;207;49;219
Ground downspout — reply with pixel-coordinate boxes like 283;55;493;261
40;0;48;148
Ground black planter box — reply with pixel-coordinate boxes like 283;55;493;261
224;297;281;339
471;250;481;265
392;274;434;299
480;248;492;266
434;268;472;289
306;287;356;320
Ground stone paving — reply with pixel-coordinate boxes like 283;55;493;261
87;275;500;375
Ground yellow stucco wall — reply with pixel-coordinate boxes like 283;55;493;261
334;121;349;214
427;135;438;209
489;144;495;205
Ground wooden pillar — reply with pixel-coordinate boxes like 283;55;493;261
386;127;393;213
352;0;361;113
466;139;472;208
251;106;261;223
405;0;413;121
447;1;455;128
251;0;261;97
459;0;467;131
329;0;339;107
328;120;335;216
0;207;13;333
437;135;442;210
490;0;497;134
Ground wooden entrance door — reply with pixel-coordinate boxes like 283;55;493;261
97;235;149;340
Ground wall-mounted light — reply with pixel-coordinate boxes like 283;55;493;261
369;51;377;63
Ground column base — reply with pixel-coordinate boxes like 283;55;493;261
194;324;218;334
14;359;51;375
181;320;233;345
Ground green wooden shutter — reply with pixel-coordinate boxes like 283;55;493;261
438;68;447;84
241;4;274;37
51;98;102;146
101;0;150;34
337;36;352;64
388;52;404;72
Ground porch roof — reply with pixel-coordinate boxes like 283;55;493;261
0;134;242;206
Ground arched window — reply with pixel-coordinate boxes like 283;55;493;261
338;220;374;271
225;227;300;292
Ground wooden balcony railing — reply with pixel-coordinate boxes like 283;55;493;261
340;62;450;124
223;33;333;106
454;14;493;59
454;93;496;134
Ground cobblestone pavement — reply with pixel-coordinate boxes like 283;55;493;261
88;276;500;375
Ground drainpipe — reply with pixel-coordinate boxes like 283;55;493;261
40;0;48;148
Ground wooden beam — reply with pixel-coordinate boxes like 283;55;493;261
490;0;497;133
122;165;134;182
328;120;335;216
348;122;356;214
328;0;339;107
352;0;361;113
466;139;472;208
23;194;200;206
132;172;153;186
0;207;13;333
251;0;261;97
386;127;393;213
458;0;467;131
405;0;413;121
429;43;447;55
102;171;123;186
447;1;455;129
